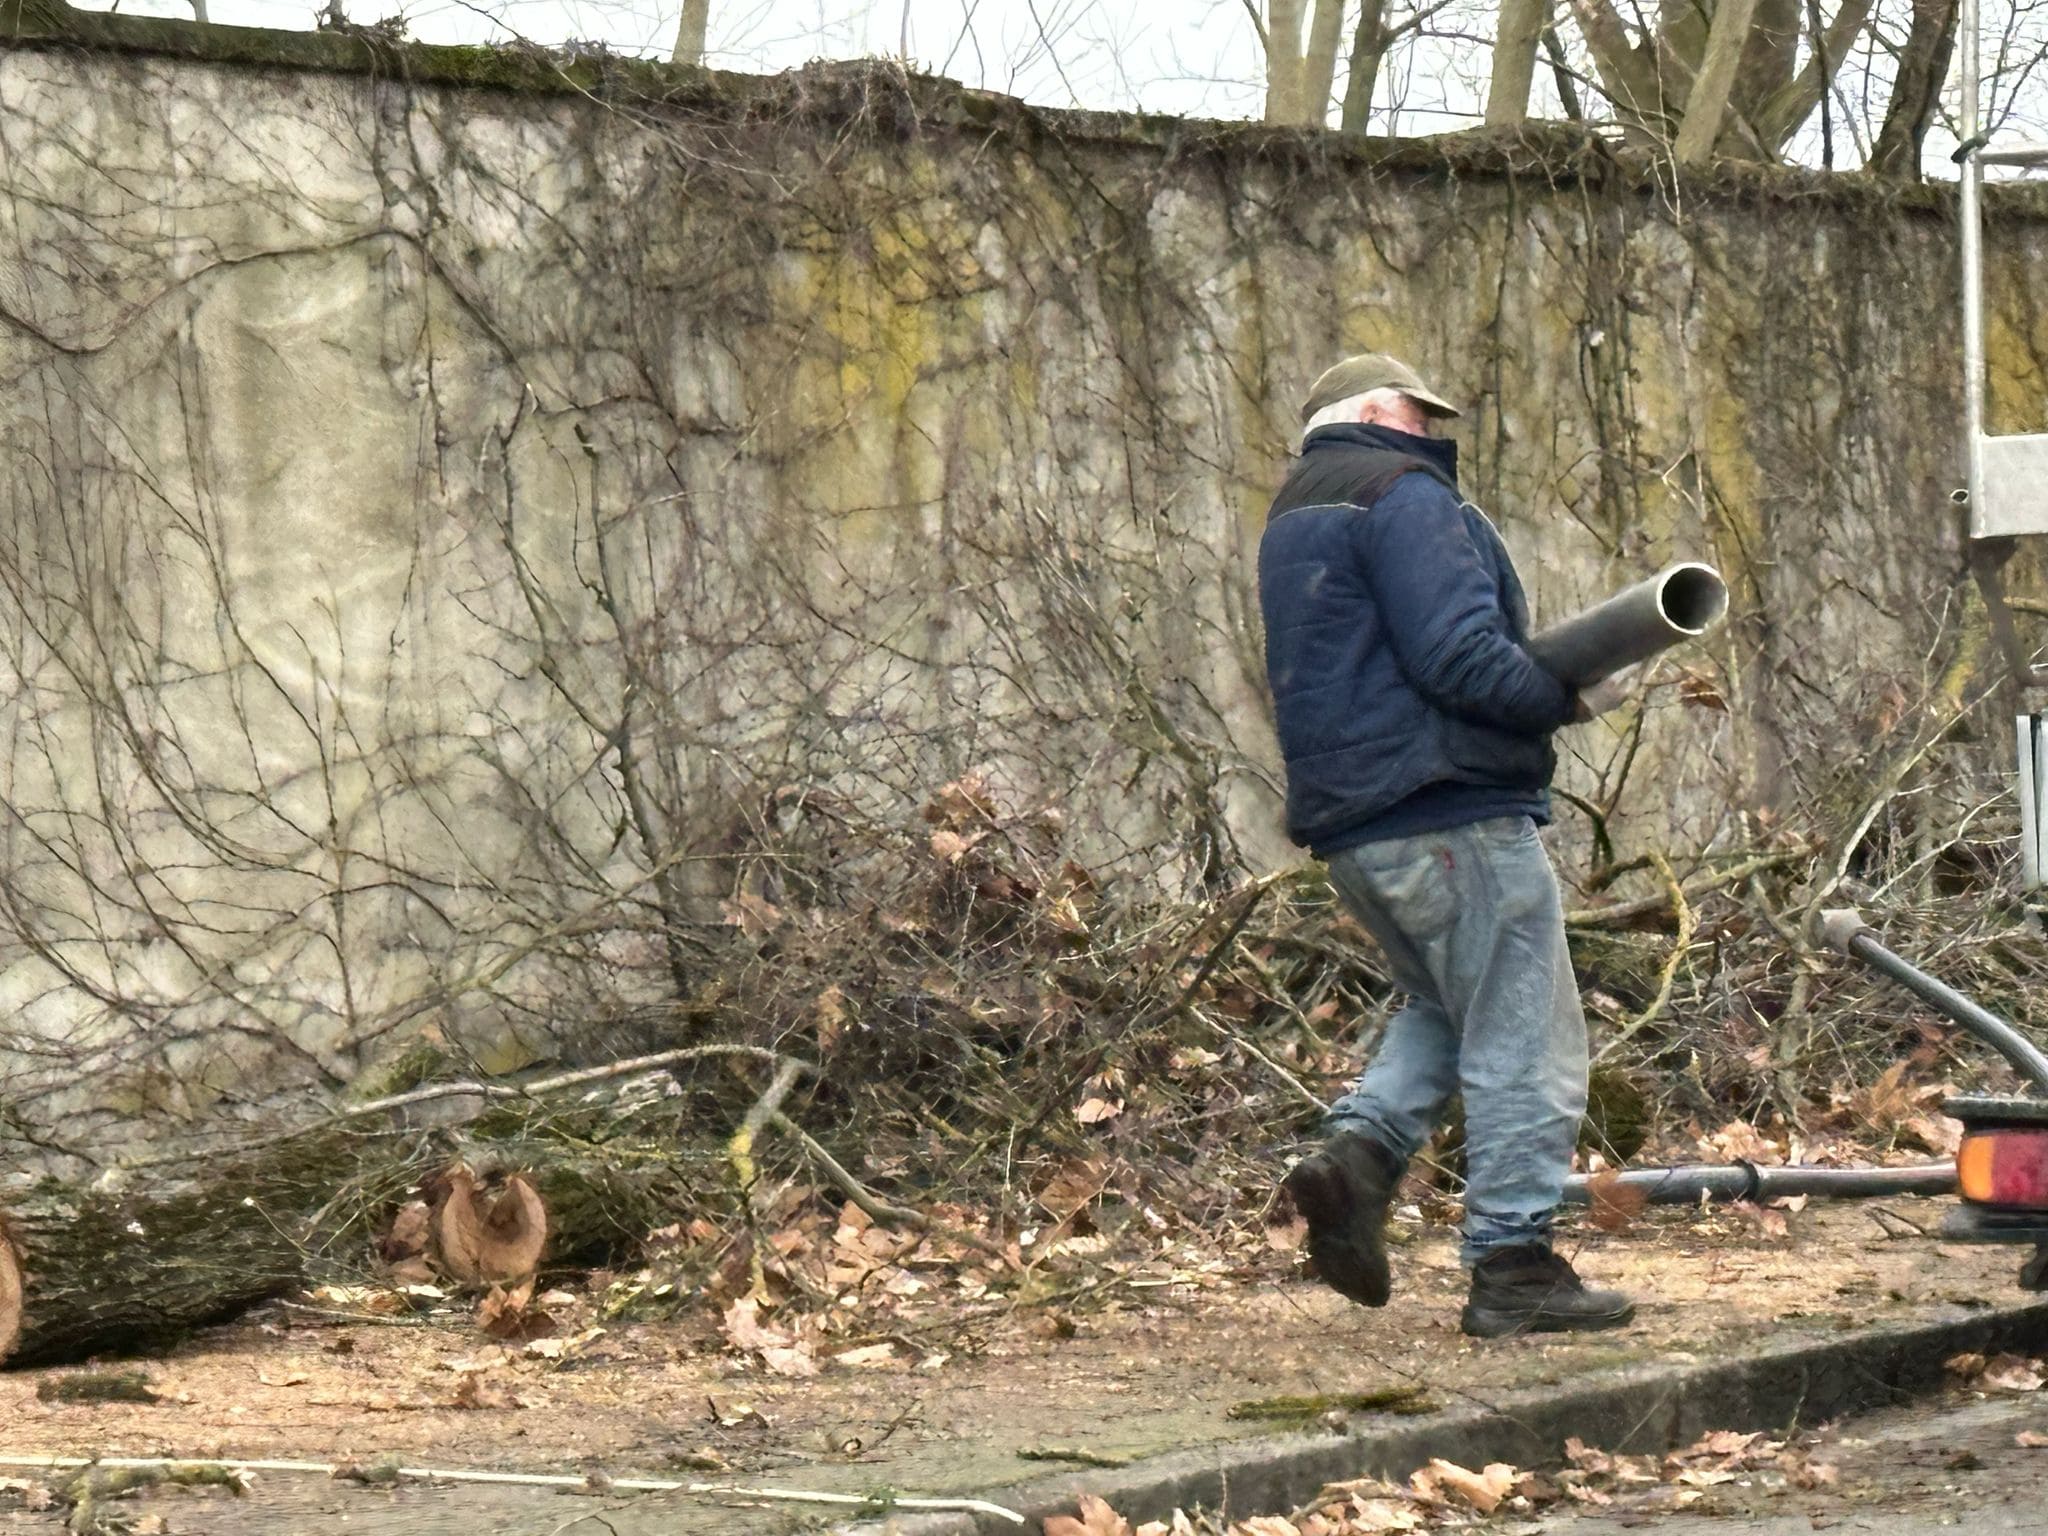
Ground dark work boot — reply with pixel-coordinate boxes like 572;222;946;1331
1461;1244;1636;1338
1281;1132;1405;1307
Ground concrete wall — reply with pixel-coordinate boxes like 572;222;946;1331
1;10;2044;1147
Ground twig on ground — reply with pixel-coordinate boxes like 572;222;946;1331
728;1058;811;1201
125;1046;808;1169
1594;852;1699;1063
688;1483;1024;1522
1870;1206;1930;1238
1195;1014;1329;1115
766;1108;1012;1262
1565;848;1804;929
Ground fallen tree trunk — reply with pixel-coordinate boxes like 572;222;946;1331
1;1136;710;1365
0;1050;805;1366
0;1138;362;1368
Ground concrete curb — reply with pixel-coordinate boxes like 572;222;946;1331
844;1297;2048;1535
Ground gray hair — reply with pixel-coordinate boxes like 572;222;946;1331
1299;387;1414;446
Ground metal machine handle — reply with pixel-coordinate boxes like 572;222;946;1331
1817;909;2048;1094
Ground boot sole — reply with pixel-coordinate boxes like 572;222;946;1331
1459;1298;1637;1339
1282;1157;1392;1308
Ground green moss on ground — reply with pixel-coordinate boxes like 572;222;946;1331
35;1369;160;1404
1226;1385;1438;1421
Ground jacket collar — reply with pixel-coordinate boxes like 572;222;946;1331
1303;422;1459;489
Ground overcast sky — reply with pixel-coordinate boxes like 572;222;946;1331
72;0;2035;174
90;0;1282;121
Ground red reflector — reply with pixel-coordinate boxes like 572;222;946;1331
1957;1129;2048;1209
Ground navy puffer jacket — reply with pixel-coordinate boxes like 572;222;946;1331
1258;423;1575;853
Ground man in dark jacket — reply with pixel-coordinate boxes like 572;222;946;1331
1261;353;1636;1338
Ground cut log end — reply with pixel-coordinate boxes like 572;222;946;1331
429;1168;548;1284
0;1221;22;1364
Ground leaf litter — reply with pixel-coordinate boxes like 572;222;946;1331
1041;1425;1847;1536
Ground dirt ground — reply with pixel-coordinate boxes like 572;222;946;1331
0;1197;2035;1534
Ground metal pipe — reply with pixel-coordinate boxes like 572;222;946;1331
1962;0;1986;528
1526;563;1730;688
1562;1161;1957;1206
1817;910;2048;1094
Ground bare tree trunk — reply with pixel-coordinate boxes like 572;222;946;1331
671;0;710;66
1340;0;1388;130
1731;0;1802;124
1748;0;1877;148
1264;0;1308;122
1673;0;1762;163
1566;0;1671;137
188;0;208;21
1870;0;1959;180
1542;24;1586;120
1299;0;1348;124
1486;0;1549;124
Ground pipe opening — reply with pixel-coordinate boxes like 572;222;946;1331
1657;563;1730;634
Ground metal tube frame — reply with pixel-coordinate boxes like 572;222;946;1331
1818;911;2048;1094
1963;0;1984;514
1562;1161;1958;1207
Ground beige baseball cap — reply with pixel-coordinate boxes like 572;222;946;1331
1299;352;1462;423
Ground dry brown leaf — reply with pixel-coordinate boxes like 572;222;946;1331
719;892;786;936
1043;1491;1131;1536
1422;1458;1517;1514
1345;1499;1421;1530
1510;1471;1564;1507
1405;1465;1446;1506
1854;1061;1920;1127
1981;1355;2046;1393
1586;1169;1648;1234
1075;1097;1123;1126
1674;1468;1738;1488
721;1297;788;1352
1686;1430;1764;1458
477;1279;555;1342
306;1283;408;1316
1778;1451;1839;1489
440;1348;511;1373
1703;1119;1782;1165
1675;668;1728;711
1230;1518;1302;1536
449;1373;517;1410
1038;1158;1111;1220
0;1480;55;1512
930;828;976;863
131;1518;168;1536
761;1343;820;1378
1901;1113;1964;1157
814;985;848;1055
831;1343;898;1369
2016;1430;2048;1448
1730;1201;1789;1240
378;1200;433;1264
1947;1352;1989;1380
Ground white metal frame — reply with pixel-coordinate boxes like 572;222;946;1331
1958;0;2048;887
1961;0;2048;541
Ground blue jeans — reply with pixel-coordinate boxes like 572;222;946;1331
1323;816;1588;1265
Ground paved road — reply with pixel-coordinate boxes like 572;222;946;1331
4;1383;2044;1533
1531;1390;2048;1534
